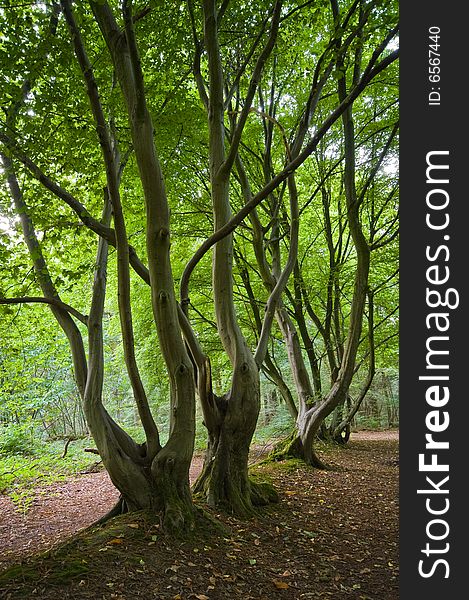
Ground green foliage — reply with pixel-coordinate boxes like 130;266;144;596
0;423;38;456
351;368;399;429
0;0;398;482
0;436;99;510
253;399;295;445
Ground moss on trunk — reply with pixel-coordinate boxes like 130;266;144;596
267;429;327;469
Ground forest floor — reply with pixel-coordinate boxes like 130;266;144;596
0;431;398;600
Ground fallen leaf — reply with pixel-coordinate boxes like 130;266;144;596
273;579;290;589
108;538;123;545
165;565;179;574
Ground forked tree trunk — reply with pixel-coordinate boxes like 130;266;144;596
87;407;195;530
70;1;198;529
81;186;196;531
272;376;351;467
193;360;278;514
270;1;378;465
3;142;196;526
181;0;283;514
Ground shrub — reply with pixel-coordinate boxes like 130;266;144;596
0;423;38;456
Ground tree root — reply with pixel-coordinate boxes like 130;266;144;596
249;479;279;506
94;495;128;526
309;450;328;469
266;430;328;469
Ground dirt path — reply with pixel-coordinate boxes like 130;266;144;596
350;429;398;441
0;430;399;594
0;459;204;571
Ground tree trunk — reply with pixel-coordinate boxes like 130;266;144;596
186;0;282;514
83;195;196;531
282;1;372;464
329;396;351;444
268;427;327;468
88;1;197;528
193;368;278;514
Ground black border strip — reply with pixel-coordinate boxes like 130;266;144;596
400;2;467;596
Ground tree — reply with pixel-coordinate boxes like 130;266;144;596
206;0;399;463
1;0;398;521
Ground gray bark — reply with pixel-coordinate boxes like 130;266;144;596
291;0;372;462
89;0;196;527
189;0;283;513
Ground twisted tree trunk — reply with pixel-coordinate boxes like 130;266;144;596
189;0;283;513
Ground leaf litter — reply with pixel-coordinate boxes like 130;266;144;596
0;432;398;599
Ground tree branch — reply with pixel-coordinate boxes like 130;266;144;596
63;0;160;457
0;130;152;285
220;0;282;177
0;296;88;325
187;0;209;110
180;45;399;306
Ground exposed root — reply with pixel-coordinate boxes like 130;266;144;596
249;479;279;506
309;449;328;469
267;430;303;462
94;495;128;526
266;430;328;469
